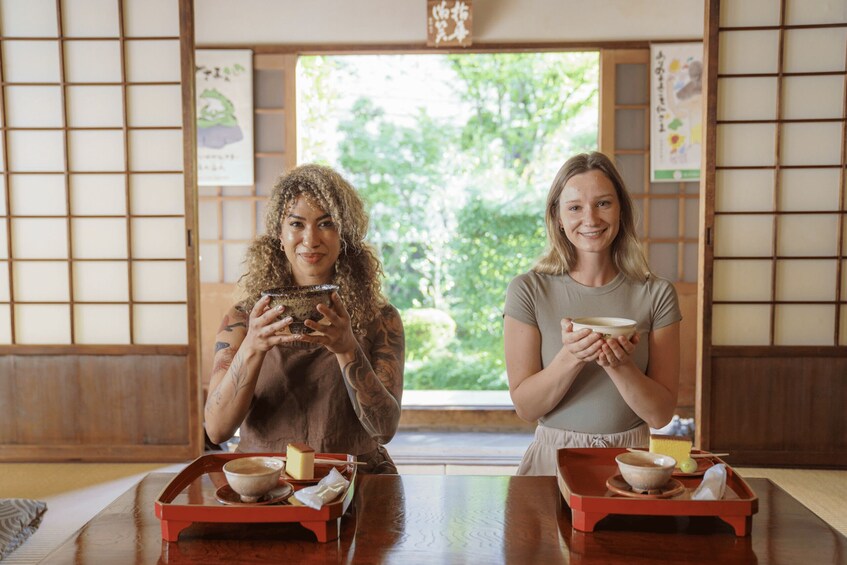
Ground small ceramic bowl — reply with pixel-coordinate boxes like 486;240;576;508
615;451;676;492
571;317;637;339
261;284;339;334
222;456;284;502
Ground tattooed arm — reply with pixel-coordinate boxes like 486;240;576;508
339;305;405;444
204;296;296;445
301;296;405;444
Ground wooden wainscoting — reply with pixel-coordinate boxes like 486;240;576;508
709;352;847;467
675;282;697;418
0;352;198;461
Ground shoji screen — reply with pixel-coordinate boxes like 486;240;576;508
700;0;846;466
0;0;201;461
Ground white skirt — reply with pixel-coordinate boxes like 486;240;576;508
516;422;650;476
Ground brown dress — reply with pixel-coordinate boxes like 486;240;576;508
237;316;398;474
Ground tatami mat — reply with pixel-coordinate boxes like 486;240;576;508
734;467;847;537
0;462;182;500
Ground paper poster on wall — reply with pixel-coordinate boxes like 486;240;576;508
195;49;254;186
650;42;703;182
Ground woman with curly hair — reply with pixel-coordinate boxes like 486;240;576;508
204;164;404;474
504;152;681;475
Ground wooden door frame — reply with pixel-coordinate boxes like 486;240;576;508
180;0;204;461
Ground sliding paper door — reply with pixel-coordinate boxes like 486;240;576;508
0;0;201;461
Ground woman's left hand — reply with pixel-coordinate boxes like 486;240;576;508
300;292;359;355
597;332;639;368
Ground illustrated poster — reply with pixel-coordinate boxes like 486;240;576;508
650;43;703;182
195;49;254;186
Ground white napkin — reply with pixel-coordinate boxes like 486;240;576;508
292;467;350;510
691;463;727;500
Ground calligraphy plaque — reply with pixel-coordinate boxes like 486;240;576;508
427;0;472;47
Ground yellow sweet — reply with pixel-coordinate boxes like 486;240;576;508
286;442;315;480
648;435;692;469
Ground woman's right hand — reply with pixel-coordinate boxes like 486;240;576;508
242;295;296;353
560;317;604;363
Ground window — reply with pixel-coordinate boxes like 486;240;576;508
297;52;599;390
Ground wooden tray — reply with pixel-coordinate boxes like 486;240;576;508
556;448;758;536
154;452;356;543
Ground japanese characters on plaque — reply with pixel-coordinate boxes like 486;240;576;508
427;0;472;47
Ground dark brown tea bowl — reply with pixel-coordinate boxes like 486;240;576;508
261;284;339;334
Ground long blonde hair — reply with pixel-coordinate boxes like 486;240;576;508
238;164;386;332
534;152;651;281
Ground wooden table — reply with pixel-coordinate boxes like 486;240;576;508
42;473;846;564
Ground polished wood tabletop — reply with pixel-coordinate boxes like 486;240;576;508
42;473;846;564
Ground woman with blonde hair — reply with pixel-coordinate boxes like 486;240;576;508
504;152;681;475
205;164;404;474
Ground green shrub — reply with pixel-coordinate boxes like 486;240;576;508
401;308;456;361
404;350;507;390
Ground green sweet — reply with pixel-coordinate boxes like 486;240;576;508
679;457;698;473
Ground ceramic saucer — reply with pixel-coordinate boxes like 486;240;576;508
284;464;334;485
215;481;293;505
605;474;686;499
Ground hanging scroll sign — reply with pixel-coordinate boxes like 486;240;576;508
427;0;472;47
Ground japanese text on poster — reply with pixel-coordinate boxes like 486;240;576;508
650;43;703;182
196;49;254;186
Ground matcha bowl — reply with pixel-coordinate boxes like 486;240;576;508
222;456;285;503
615;451;676;492
261;284;338;334
571;317;637;340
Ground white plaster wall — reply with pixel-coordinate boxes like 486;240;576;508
195;0;704;45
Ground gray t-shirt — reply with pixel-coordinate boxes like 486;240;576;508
504;270;682;434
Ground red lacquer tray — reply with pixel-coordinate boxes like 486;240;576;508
556;448;758;536
154;452;356;543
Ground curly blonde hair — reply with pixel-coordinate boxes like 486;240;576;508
534;152;651;281
238;164;387;332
